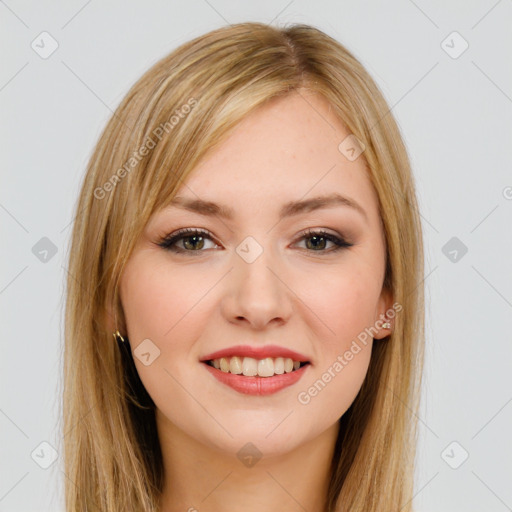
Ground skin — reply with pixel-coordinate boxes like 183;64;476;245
118;90;393;512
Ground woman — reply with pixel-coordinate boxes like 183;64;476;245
62;21;425;512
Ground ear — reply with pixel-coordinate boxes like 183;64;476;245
103;295;126;337
373;286;395;340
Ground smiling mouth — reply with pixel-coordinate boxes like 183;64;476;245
204;356;310;378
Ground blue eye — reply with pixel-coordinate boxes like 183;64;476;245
157;228;353;255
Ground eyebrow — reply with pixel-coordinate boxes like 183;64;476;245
166;192;368;222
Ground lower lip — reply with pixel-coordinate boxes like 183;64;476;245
202;362;310;396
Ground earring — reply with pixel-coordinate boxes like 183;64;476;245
113;330;126;343
382;322;391;329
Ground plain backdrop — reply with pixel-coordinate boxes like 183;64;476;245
1;1;511;511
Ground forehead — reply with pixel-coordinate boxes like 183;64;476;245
165;91;379;224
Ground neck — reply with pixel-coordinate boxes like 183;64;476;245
156;411;339;512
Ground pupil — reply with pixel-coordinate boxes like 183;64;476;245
306;235;326;250
184;236;204;250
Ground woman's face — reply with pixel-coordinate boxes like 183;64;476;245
119;90;393;458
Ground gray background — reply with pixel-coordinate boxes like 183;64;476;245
1;1;511;511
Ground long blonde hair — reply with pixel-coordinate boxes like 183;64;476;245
61;21;425;512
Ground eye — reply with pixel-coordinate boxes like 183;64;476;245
156;228;219;254
293;228;353;253
156;227;353;255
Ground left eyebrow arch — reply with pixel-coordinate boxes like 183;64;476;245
166;192;368;223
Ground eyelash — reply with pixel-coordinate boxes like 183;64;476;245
156;227;353;255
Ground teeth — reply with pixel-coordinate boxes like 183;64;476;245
220;357;230;372
242;356;258;376
230;356;242;374
210;356;305;377
274;357;285;375
258;357;274;377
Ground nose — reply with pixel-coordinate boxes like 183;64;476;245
220;246;293;330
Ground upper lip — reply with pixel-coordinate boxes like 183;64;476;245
200;344;310;363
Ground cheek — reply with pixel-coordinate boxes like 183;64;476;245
119;257;215;424
292;264;379;417
297;343;372;428
119;256;223;417
120;255;213;349
299;263;382;348
295;277;376;422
